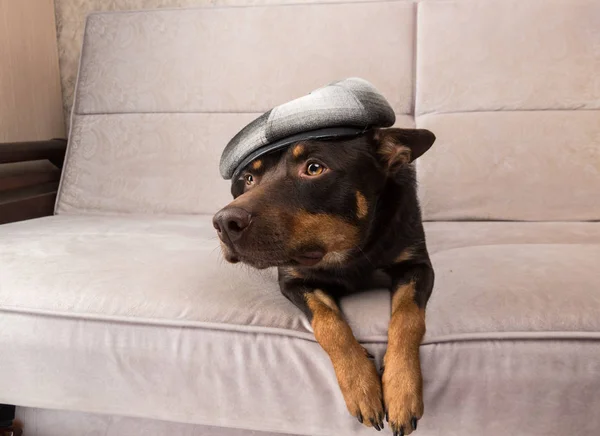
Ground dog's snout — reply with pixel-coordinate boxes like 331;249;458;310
213;207;252;242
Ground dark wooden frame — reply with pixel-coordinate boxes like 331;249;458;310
0;139;67;168
0;404;21;435
0;139;67;224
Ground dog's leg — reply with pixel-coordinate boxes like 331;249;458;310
382;262;434;436
280;280;384;429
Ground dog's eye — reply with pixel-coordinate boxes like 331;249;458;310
245;174;254;185
305;162;325;176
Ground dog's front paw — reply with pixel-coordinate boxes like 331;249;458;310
382;351;423;435
334;346;384;430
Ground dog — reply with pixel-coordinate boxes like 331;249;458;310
214;125;435;435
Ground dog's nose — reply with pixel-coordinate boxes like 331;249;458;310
212;207;252;242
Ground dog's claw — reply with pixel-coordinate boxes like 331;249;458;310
385;411;389;422
392;425;405;436
357;412;363;424
370;418;381;431
411;417;418;430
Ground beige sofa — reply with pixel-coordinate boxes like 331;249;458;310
1;1;599;435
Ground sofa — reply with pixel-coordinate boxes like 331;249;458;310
1;1;599;435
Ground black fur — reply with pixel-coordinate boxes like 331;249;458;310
216;128;435;314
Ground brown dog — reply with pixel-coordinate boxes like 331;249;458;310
214;127;435;435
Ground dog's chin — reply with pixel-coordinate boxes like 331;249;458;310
222;250;323;270
223;252;240;264
219;243;240;264
236;255;288;270
220;242;349;270
220;246;288;269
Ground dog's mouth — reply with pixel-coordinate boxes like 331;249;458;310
231;253;291;269
292;250;325;267
219;241;288;269
220;240;327;269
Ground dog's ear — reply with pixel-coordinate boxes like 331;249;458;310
372;128;435;172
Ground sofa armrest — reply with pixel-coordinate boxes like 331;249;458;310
0;139;68;169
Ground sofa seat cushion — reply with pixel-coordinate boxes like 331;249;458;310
0;214;390;342
424;221;600;340
0;214;390;436
1;217;600;435
420;222;600;435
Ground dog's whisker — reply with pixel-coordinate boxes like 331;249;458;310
356;245;375;268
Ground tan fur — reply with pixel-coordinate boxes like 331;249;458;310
251;160;263;170
394;247;415;264
306;291;383;426
310;290;339;313
282;267;303;279
355;191;368;219
383;281;426;435
292;144;306;159
290;211;359;253
321;250;350;266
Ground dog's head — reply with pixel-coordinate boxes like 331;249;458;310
213;128;435;269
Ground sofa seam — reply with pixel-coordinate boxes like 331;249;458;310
2;306;599;345
416;107;600;117
421;331;600;345
54;13;92;214
84;0;415;20
69;108;600;117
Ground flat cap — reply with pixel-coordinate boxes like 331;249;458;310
219;77;396;180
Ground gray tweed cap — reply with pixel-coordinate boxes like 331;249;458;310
219;77;396;180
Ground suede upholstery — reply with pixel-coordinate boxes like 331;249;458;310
1;1;599;435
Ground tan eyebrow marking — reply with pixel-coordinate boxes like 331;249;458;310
252;160;263;170
292;144;306;159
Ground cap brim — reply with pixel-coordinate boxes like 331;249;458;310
230;126;367;180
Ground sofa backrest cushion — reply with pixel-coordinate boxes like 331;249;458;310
57;0;600;221
56;1;416;215
415;0;600;221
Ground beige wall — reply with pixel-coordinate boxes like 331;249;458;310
0;0;65;142
54;0;374;130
